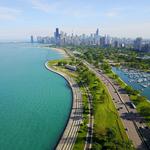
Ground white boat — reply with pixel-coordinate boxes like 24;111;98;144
141;84;148;88
137;78;143;83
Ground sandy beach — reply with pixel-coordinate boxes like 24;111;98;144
50;47;68;58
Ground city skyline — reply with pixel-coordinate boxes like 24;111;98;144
34;28;150;52
0;0;150;41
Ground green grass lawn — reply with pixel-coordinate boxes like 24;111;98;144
94;78;128;142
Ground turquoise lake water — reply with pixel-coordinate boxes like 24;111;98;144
0;43;72;150
112;67;150;100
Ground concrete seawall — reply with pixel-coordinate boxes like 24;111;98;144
45;62;83;150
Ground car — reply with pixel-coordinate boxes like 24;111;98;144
130;102;136;109
139;126;144;129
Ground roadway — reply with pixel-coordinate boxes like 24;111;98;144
84;86;94;150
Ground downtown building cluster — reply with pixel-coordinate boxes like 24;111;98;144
31;28;150;52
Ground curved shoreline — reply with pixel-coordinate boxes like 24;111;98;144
45;62;82;150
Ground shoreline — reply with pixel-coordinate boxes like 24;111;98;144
45;61;82;150
49;47;69;58
111;69;127;86
37;45;69;58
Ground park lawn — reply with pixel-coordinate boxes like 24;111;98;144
94;81;128;142
94;99;127;141
48;59;77;78
48;58;71;66
47;59;61;65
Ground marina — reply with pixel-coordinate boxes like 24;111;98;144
112;67;150;100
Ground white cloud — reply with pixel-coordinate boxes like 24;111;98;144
105;11;118;17
101;22;150;38
0;6;21;20
104;7;131;17
31;0;60;13
30;0;98;18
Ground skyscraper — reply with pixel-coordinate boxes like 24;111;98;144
31;35;34;43
55;28;59;38
95;28;100;45
54;28;60;45
134;37;142;51
96;28;99;36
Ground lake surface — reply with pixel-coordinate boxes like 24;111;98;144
112;67;150;100
0;43;72;150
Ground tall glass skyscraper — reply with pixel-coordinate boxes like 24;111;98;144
54;28;60;45
31;35;34;43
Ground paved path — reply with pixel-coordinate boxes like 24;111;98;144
84;86;94;150
45;62;83;150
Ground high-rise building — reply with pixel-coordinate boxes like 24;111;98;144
31;35;34;43
114;40;120;48
37;36;43;43
134;37;142;51
55;28;59;38
54;28;60;45
96;28;99;36
106;35;111;46
142;43;150;52
95;28;100;45
100;37;106;47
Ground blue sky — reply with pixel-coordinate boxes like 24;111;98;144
0;0;150;41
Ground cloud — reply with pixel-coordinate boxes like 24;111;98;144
105;11;118;17
61;8;97;18
31;0;60;13
0;6;21;20
30;0;98;18
101;21;150;38
104;6;131;18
